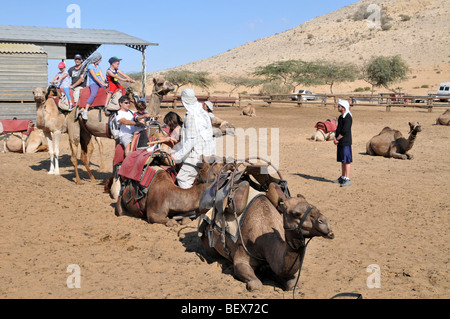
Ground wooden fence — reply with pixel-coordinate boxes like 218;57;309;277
238;93;450;112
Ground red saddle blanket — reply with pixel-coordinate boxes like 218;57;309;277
0;119;34;135
315;119;337;133
56;87;125;108
119;150;152;181
118;149;177;187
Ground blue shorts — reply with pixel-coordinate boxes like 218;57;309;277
337;145;352;163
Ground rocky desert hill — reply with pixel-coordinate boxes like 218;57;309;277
153;0;450;94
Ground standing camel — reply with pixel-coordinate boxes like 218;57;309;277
366;122;422;160
33;87;97;184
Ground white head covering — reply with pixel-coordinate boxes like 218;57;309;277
338;100;352;118
204;101;214;112
181;89;213;141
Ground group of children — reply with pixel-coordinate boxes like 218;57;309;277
50;53;136;119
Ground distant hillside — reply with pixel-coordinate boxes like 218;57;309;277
153;0;450;94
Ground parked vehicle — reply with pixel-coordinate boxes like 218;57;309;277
290;89;316;101
436;82;450;101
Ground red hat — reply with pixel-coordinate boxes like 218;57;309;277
58;62;66;68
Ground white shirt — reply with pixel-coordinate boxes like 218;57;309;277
115;109;135;137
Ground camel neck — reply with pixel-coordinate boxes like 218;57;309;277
406;130;418;150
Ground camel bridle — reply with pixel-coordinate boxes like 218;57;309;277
283;206;313;251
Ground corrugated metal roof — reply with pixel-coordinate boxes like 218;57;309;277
0;43;46;54
0;25;158;47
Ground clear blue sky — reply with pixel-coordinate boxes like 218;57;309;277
0;0;357;81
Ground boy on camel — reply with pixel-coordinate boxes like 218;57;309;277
104;57;135;107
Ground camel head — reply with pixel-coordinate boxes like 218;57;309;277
152;77;175;97
32;87;46;104
408;122;422;134
267;183;334;244
281;197;334;240
45;85;60;100
194;155;225;185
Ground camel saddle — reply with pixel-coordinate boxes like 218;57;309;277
201;188;265;244
199;163;290;246
118;149;176;185
0;119;34;136
77;87;125;109
315;119;337;133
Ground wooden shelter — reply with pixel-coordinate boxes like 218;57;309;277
0;25;157;120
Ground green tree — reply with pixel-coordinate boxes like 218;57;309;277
253;60;322;92
163;70;214;94
363;55;410;92
314;61;360;93
220;75;257;96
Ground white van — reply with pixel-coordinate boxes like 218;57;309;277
437;82;450;101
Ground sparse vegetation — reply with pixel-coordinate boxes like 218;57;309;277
163;70;214;95
399;14;411;21
220;75;257;96
258;80;291;96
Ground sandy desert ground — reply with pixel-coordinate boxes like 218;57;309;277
0;102;449;300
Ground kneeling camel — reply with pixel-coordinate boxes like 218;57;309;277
366;122;422;160
116;156;224;226
200;183;334;291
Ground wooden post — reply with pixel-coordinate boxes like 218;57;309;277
427;96;433;112
386;97;391;112
141;46;147;98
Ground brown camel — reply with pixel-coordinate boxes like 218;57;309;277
200;182;334;291
241;103;256;117
436;109;450;125
366;122;422;160
115;156;224;227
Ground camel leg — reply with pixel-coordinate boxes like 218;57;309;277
95;137;106;170
115;195;125;216
147;211;172;226
390;151;408;160
53;131;61;175
44;131;55;175
234;260;263;291
69;137;82;185
80;129;96;182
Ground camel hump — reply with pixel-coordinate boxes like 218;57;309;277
380;126;393;134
